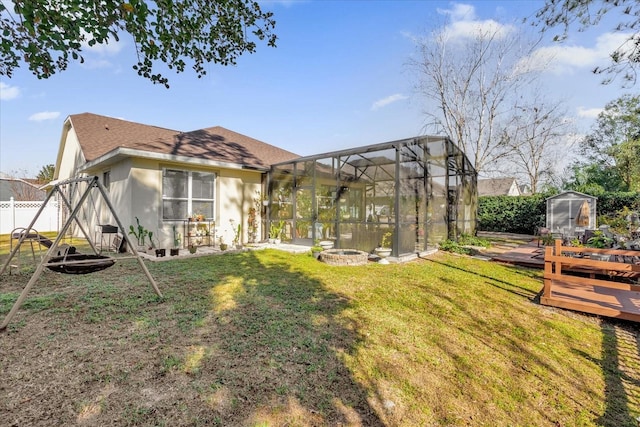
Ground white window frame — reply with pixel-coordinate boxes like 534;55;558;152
162;168;216;220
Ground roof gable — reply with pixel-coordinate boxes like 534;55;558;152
69;113;299;169
478;177;520;196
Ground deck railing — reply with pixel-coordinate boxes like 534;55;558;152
542;240;640;322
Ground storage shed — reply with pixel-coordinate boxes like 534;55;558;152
546;191;597;233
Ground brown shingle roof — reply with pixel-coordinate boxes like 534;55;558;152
69;113;299;169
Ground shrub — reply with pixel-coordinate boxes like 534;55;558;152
439;239;472;255
477;195;546;234
458;233;491;248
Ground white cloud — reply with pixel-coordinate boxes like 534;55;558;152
577;106;602;119
78;31;124;70
0;81;20;100
437;3;514;41
529;32;631;75
83;58;115;70
29;111;60;122
437;3;476;21
371;94;408;111
80;31;124;56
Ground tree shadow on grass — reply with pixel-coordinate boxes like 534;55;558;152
593;319;640;427
0;250;385;426
425;256;540;300
151;250;385;425
425;256;640;426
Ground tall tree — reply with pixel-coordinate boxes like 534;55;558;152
36;164;55;184
561;161;624;195
567;94;640;192
499;94;573;193
581;94;640;191
0;0;277;87
410;12;566;186
534;0;640;86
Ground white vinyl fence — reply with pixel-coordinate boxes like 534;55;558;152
0;198;60;235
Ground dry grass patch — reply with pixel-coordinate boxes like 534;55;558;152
0;247;638;426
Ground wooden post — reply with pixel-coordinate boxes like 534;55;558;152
543;246;553;300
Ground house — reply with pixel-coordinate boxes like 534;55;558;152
54;112;299;248
0;172;46;200
54;113;478;258
477;177;521;197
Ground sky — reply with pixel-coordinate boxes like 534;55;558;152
0;0;633;178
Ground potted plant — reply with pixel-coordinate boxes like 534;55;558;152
269;221;284;244
171;225;181;256
586;230;614;249
128;216;150;253
310;240;323;259
188;243;198;254
585;230;613;261
219;236;228;251
374;231;393;263
319;240;334;250
148;232;165;257
147;230;156;252
232;222;242;249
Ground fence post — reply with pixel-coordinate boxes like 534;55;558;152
10;197;15;231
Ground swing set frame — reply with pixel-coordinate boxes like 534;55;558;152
0;176;163;330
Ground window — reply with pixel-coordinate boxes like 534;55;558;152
102;171;111;191
162;169;215;220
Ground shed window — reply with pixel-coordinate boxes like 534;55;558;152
162;169;215;220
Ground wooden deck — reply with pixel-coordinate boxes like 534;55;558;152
488;240;545;268
541;241;640;322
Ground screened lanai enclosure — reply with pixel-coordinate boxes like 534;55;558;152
266;136;477;259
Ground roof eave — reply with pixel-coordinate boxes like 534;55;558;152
79;147;270;173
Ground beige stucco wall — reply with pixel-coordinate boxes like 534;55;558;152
216;168;262;246
56;126;86;180
119;160;263;249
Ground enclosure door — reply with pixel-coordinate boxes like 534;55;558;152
293;186;313;245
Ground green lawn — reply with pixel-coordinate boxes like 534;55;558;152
0;247;638;426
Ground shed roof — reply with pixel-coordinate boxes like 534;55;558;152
546;190;597;200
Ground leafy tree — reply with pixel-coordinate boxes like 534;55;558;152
562;161;625;195
35;164;55;184
576;94;640;191
533;0;640;85
0;0;277;87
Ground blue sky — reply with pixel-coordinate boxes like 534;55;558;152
0;0;631;177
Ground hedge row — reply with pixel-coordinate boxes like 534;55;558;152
477;192;640;235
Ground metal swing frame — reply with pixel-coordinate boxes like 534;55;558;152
0;176;163;330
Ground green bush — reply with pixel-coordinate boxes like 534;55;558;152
438;239;472;255
477;195;546;235
596;192;640;218
458;234;491;248
477;192;640;235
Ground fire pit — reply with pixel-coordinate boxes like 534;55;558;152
320;249;369;266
